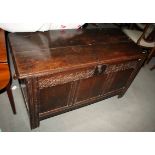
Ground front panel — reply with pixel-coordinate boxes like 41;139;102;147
106;68;134;93
39;83;72;113
74;74;107;104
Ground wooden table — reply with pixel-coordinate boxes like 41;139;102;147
0;29;16;114
8;28;147;129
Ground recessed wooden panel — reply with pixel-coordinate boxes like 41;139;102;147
75;75;107;103
39;83;71;113
107;68;134;92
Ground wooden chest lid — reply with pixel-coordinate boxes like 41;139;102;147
8;28;144;79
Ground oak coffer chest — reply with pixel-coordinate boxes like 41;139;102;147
8;28;147;129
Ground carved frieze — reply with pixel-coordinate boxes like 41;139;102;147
38;69;95;88
38;61;139;88
105;61;138;74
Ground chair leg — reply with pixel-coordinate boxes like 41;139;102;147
6;83;16;114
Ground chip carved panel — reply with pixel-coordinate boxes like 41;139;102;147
38;69;95;89
105;60;138;74
38;60;139;89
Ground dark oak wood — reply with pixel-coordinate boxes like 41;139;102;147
8;28;141;79
0;29;16;114
8;28;147;129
